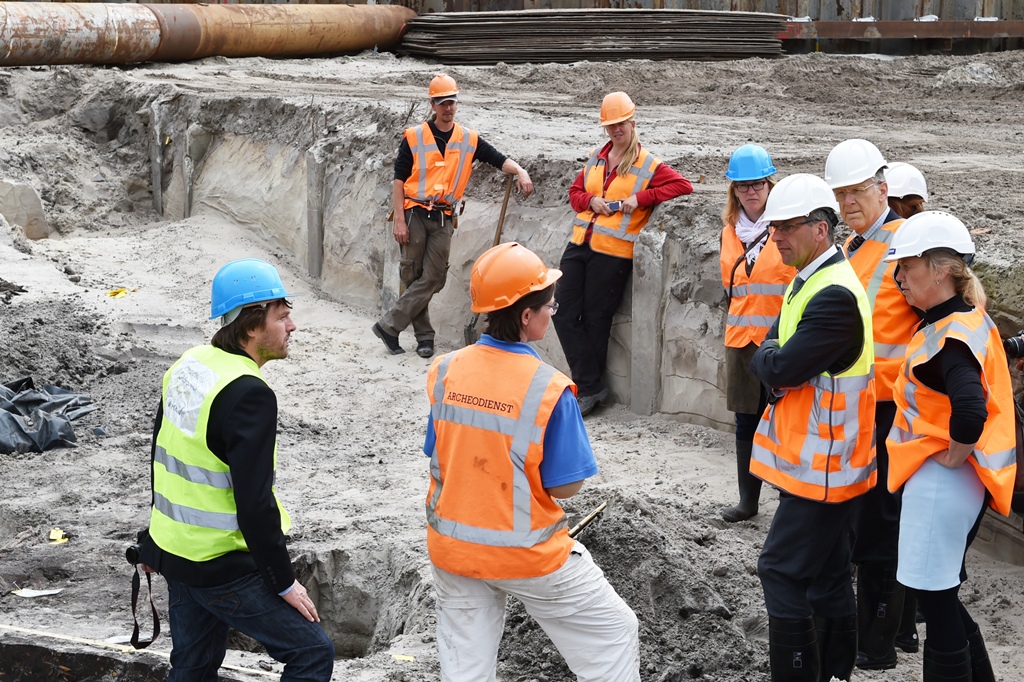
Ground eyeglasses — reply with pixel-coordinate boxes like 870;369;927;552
545;302;559;315
769;219;816;235
734;180;767;193
834;181;878;202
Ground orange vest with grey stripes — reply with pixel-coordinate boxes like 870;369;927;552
720;225;796;348
844;218;918;402
425;344;576;580
887;308;1017;515
750;258;877;503
570;147;661;259
402;122;478;212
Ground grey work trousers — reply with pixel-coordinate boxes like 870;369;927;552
379;207;453;342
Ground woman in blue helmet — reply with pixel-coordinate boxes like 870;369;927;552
718;144;795;522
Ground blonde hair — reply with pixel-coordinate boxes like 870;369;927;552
720;177;778;228
926;250;987;310
616;119;640;178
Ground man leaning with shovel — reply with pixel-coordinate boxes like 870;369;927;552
373;73;534;359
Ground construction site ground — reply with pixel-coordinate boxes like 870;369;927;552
1;48;1024;681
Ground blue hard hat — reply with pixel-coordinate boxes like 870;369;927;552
725;144;777;182
209;258;294;320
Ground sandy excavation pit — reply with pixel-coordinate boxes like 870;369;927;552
2;48;1024;681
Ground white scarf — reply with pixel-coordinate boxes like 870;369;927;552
735;209;770;264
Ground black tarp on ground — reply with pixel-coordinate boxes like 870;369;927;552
0;377;97;454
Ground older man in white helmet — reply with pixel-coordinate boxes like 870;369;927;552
749;174;876;682
825;138;920;671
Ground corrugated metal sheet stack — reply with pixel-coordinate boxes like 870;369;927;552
399;9;788;64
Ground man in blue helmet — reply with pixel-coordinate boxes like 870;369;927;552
137;258;334;681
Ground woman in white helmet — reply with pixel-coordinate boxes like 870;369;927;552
883;212;1015;682
885;162;929;219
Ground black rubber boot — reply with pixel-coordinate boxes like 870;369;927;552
769;616;819;681
854;566;903;670
721;439;762;522
815;614;857;681
923;640;972;682
895;589;920;654
966;624;995;682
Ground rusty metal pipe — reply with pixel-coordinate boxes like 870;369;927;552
0;3;416;67
0;3;161;66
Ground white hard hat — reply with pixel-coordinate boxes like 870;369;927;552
824;139;888;189
882;211;975;262
761;173;841;223
885;162;929;201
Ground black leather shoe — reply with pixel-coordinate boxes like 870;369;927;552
372;323;405;355
416;340;434;358
577;387;609;417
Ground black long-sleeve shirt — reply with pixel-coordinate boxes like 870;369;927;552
141;349;294;594
393;120;507;182
751;250;865;388
911;295;988;445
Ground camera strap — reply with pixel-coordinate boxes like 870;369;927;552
130;565;160;649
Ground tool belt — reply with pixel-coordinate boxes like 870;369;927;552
407;200;466;230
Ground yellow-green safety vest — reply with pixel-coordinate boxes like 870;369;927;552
149;345;290;562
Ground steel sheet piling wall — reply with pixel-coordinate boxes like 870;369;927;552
0;3;417;66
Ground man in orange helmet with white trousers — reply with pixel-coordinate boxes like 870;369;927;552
424;242;639;681
373;73;534;359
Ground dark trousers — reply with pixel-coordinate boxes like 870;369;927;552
759;492;862;620
915;505;986;652
850;400;901;568
167;572;334;681
551;242;633;397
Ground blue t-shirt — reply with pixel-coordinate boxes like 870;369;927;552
423;335;598;488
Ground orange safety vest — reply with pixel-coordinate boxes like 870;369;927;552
425;344;577;580
402;122;479;211
720;225;796;348
887;308;1017;515
570;147;661;259
751;257;877;503
844;217;918;402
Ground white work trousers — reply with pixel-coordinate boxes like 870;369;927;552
432;541;640;682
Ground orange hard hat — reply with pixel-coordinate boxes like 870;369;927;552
599;91;635;126
429;74;459;100
470;242;562;313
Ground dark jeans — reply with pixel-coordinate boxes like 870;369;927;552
759;492;862;620
551;242;633;397
167;572;334;682
850;400;901;568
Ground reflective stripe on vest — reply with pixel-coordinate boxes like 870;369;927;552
887;309;1017;514
570;147;661;259
427;354;567;547
729;283;790;298
403;123;477;210
750;258;877;502
720;225;796;348
844;217;917;401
